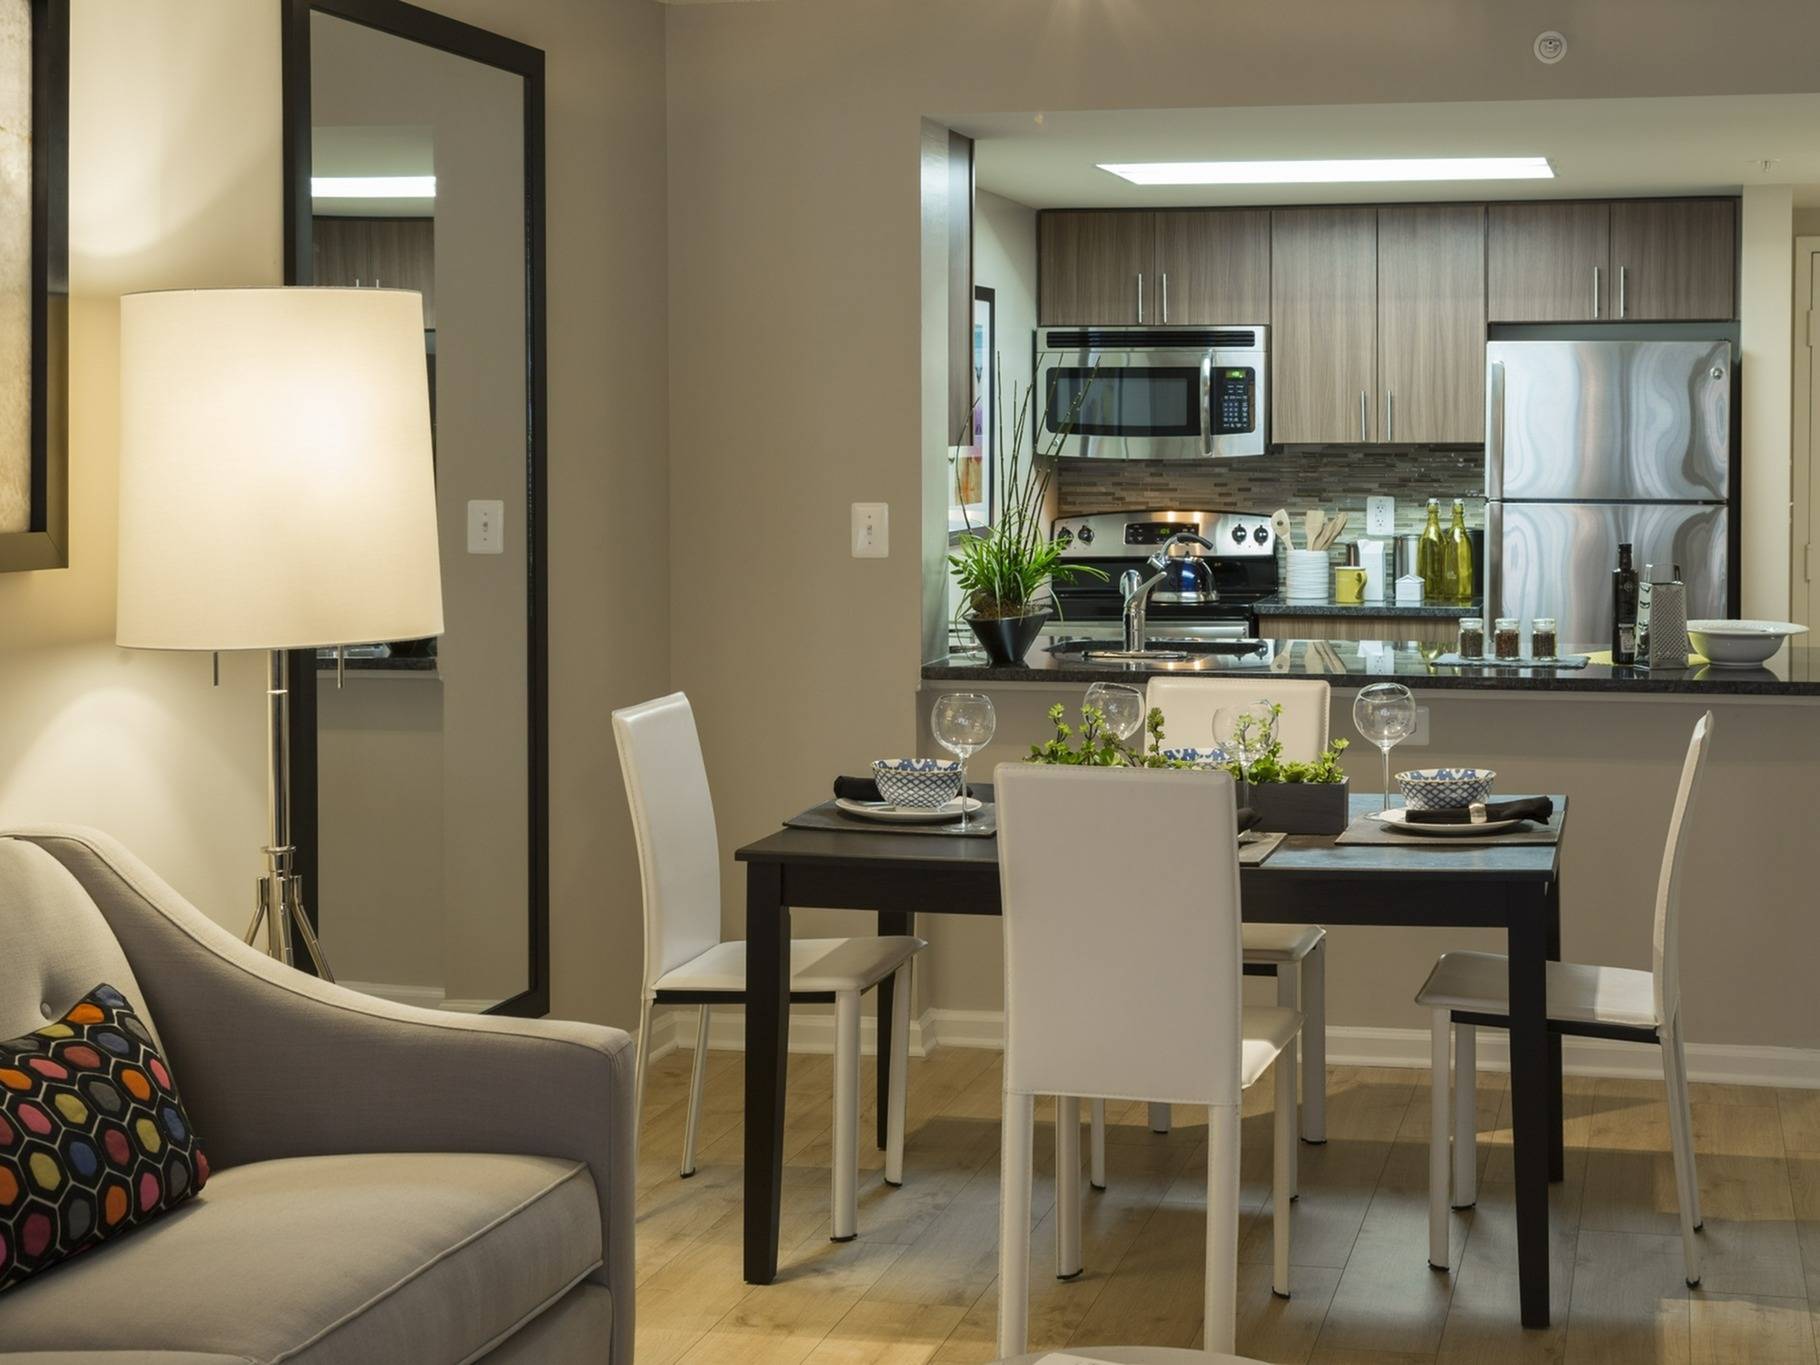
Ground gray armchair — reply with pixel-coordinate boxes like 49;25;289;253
0;827;633;1364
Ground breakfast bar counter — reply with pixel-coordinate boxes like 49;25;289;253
923;636;1820;698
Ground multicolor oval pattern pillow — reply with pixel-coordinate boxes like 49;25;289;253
0;984;208;1292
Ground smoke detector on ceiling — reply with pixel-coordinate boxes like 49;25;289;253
1534;31;1567;64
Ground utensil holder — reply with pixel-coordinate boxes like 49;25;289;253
1285;548;1330;603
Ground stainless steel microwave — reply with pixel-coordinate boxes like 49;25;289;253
1035;325;1269;460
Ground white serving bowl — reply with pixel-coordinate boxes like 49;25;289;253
1685;619;1809;668
873;759;963;808
1396;767;1495;811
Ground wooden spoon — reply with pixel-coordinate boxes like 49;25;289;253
1305;509;1325;550
1271;509;1294;549
1316;511;1350;550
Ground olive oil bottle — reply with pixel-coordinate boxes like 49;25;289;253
1417;498;1446;601
1442;498;1475;605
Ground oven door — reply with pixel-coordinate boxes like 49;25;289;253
1038;331;1268;460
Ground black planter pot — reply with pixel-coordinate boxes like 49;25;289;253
968;610;1051;667
1244;778;1350;835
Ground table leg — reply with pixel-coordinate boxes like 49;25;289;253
1508;891;1552;1330
876;911;912;1150
744;862;790;1285
1544;877;1564;1182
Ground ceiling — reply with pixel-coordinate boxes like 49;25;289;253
311;125;435;219
966;95;1820;208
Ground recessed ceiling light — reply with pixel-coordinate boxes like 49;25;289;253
1098;157;1554;186
310;175;437;198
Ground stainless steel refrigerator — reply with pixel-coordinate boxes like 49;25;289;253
1485;338;1735;647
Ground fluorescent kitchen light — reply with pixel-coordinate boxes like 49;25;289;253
310;175;437;198
1098;157;1554;186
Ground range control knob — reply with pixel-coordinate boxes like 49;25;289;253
1230;523;1248;544
1075;524;1094;545
1253;524;1271;545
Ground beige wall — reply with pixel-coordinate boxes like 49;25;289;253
1740;186;1795;620
665;0;1820;1048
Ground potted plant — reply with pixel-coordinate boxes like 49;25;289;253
1214;702;1352;834
1027;701;1177;767
949;361;1103;666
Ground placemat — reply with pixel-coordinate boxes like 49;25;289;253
1240;832;1286;865
1334;800;1565;847
1431;652;1590;669
1585;648;1708;667
786;800;998;837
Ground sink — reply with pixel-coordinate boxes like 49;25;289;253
1046;638;1272;670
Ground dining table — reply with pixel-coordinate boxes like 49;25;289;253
735;789;1568;1329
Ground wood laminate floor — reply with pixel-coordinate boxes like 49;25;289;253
634;1046;1820;1364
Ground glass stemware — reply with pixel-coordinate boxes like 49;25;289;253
1084;682;1145;753
1212;700;1275;804
931;692;996;829
1352;681;1417;814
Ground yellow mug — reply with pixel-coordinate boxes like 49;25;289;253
1334;566;1366;605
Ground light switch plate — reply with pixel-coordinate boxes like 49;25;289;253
1365;496;1396;537
851;502;888;558
467;499;505;554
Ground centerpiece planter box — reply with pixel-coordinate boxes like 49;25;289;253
1245;779;1350;835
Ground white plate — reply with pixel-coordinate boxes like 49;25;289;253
835;796;983;824
1370;807;1529;836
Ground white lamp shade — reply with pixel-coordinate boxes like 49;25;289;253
116;288;444;651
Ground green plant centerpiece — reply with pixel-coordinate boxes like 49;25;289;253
1028;702;1180;767
949;360;1104;666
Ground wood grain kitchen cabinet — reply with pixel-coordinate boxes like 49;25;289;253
1376;205;1486;444
1487;201;1610;322
313;217;437;328
1609;199;1736;320
1270;207;1377;444
1152;209;1271;325
1038;211;1155;325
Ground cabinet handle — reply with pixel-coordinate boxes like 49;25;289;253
1136;272;1144;323
1592;265;1601;319
1161;272;1169;323
1359;391;1369;442
1618;264;1627;319
1386;390;1395;443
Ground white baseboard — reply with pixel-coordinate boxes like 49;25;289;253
644;1005;1820;1090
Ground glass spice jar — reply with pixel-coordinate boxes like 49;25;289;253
1494;617;1521;660
1457;617;1485;658
1531;616;1558;661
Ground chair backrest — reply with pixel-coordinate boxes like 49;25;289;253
994;762;1245;1109
1653;710;1713;1030
1148;678;1331;763
612;693;724;992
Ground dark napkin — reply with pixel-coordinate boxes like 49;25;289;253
834;775;975;803
1235;805;1261;834
1406;796;1555;826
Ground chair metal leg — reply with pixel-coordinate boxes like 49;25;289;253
1149;1101;1172;1134
832;990;861;1241
1452;1022;1477;1210
1428;1008;1451;1270
680;1004;711;1178
1662;1015;1702;1286
1669;1014;1702;1232
633;996;654;1152
1205;1103;1241;1355
885;963;911;1187
1273;1051;1294;1298
996;1091;1036;1359
1276;965;1299;1199
1089;1098;1107;1190
1302;939;1327;1143
1056;1096;1083;1279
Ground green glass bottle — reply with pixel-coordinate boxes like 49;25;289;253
1417;498;1445;601
1445;498;1474;605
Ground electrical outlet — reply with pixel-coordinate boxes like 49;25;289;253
1365;496;1396;537
467;499;504;554
851;502;888;558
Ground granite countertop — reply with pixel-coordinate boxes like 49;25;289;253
922;636;1820;697
1252;596;1480;620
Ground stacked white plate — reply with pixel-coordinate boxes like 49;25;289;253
1285;548;1331;603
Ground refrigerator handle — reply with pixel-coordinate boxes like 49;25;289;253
1485;500;1502;625
1485;360;1505;500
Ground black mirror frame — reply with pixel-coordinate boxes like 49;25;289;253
280;0;550;1017
0;0;70;573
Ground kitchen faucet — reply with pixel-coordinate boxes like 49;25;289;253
1119;531;1219;652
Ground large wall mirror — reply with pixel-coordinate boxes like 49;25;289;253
282;0;548;1015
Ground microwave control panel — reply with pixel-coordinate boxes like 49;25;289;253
1210;368;1256;435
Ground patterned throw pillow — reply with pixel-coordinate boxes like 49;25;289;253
0;984;209;1292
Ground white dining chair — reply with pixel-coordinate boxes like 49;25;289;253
995;764;1300;1358
1101;678;1329;1176
1417;710;1713;1284
613;692;926;1241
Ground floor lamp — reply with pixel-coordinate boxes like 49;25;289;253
115;287;444;977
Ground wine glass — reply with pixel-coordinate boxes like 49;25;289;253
1352;681;1417;814
931;692;996;829
1212;700;1275;802
1084;682;1145;753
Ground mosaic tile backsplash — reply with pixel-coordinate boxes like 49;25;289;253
1055;447;1487;568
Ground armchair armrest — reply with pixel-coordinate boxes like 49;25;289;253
9;827;635;1365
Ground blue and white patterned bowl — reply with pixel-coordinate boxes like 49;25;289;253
873;759;964;808
1160;746;1230;768
1396;767;1496;811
